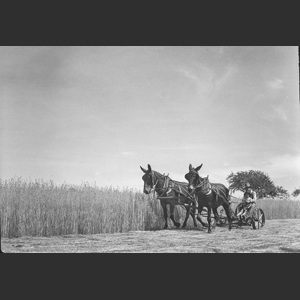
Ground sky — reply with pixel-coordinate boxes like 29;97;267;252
1;46;299;195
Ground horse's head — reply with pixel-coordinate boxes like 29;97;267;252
184;163;203;193
140;164;156;194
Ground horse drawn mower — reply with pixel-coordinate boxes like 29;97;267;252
141;164;266;232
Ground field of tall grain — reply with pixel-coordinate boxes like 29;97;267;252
1;178;300;238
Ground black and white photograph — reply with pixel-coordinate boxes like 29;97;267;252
1;46;299;253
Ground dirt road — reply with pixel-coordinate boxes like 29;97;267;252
2;219;300;253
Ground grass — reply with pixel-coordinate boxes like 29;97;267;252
1;177;300;238
3;219;300;253
279;247;300;253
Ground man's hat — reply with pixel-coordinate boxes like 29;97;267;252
245;183;251;187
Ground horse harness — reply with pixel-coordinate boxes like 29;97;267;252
151;171;196;205
191;176;230;206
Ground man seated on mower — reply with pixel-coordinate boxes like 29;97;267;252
236;183;257;221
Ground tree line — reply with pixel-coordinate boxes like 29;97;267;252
226;170;300;198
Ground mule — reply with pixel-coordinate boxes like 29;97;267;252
140;164;204;229
185;164;232;233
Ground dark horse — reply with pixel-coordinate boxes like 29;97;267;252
185;163;232;233
140;164;205;229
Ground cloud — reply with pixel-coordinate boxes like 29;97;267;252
208;46;227;55
259;103;288;123
212;64;238;93
210;153;300;193
179;69;200;82
273;105;288;122
232;153;300;179
121;151;136;156
264;153;300;176
177;61;238;98
180;63;238;100
218;46;226;55
177;67;213;96
262;153;300;192
266;78;284;89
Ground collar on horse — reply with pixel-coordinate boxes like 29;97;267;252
190;178;208;195
190;176;230;205
150;171;169;195
151;171;195;202
154;173;172;197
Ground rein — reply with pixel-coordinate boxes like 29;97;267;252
190;174;231;205
151;172;170;197
150;171;195;203
189;177;208;195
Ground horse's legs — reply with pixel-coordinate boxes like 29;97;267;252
182;204;190;228
212;207;219;229
197;206;207;227
207;207;212;233
170;204;180;228
191;202;198;227
223;204;232;231
160;201;168;229
182;199;196;228
175;193;189;228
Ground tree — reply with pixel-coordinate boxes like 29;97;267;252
292;187;300;197
275;186;289;198
226;170;277;198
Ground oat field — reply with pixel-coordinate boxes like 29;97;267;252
1;178;300;253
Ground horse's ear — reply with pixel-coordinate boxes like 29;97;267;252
140;166;147;173
189;164;193;171
147;164;152;172
195;163;203;172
